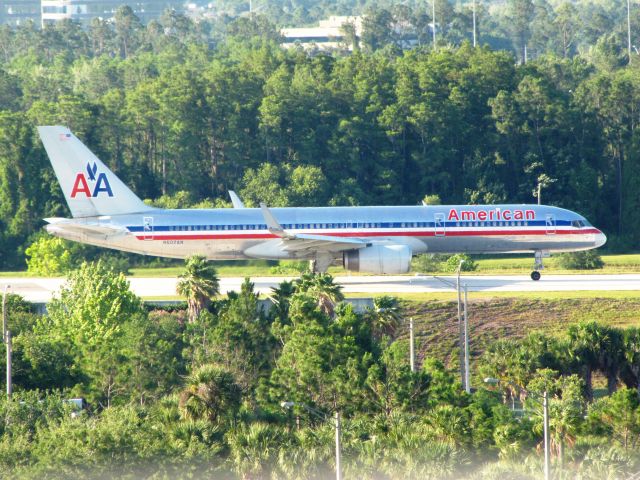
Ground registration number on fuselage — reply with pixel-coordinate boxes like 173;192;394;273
162;240;184;245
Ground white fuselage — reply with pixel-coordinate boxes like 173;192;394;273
46;204;606;261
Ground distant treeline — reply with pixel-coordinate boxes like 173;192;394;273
0;9;639;268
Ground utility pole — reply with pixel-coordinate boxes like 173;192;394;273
409;317;415;373
464;285;470;394
2;285;7;341
456;261;465;389
485;379;550;480
432;0;436;48
5;331;11;399
472;0;477;47
2;286;10;400
543;391;550;480
628;0;632;59
335;411;342;480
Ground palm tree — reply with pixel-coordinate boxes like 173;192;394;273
269;280;296;323
178;364;241;423
294;272;344;317
370;295;403;341
568;322;623;399
621;328;640;398
176;255;220;323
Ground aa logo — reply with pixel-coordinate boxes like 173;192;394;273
70;162;114;198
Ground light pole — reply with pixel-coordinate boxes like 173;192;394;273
628;0;632;60
484;378;550;480
456;259;465;390
281;401;342;480
2;285;11;399
472;0;477;47
409;317;415;373
463;285;470;394
432;0;436;48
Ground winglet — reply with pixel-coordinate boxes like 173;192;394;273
229;191;245;209
260;203;292;238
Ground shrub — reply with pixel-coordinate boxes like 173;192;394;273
556;251;604;270
444;254;477;272
412;254;447;273
269;261;308;275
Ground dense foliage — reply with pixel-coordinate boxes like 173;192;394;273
1;262;640;478
0;7;639;268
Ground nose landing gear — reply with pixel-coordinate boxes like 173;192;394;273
531;250;547;281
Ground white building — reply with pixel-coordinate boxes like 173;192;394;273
281;16;363;51
0;0;40;25
39;0;183;26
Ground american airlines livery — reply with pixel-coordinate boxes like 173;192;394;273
38;126;606;281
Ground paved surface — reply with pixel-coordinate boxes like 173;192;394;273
1;274;640;303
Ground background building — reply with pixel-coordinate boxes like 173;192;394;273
0;0;40;25
1;0;185;26
41;0;184;25
281;16;363;51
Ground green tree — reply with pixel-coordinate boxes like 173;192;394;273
114;5;142;58
294;272;344;317
39;260;144;405
586;387;640;449
207;278;274;393
240;163;288;207
176;255;220;323
527;371;585;463
369;296;403;341
24;236;73;276
567;322;623;399
621;328;640;398
179;364;242;424
269;280;296;326
365;342;432;416
507;0;535;63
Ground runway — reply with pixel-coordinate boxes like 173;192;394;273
1;274;640;303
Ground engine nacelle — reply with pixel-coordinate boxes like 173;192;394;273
343;244;412;274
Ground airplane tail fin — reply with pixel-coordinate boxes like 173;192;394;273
38;126;154;218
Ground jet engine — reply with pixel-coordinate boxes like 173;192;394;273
343;244;412;274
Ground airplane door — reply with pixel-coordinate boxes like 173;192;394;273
545;214;556;234
434;213;446;236
143;216;154;240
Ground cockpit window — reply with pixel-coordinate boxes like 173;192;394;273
572;220;586;228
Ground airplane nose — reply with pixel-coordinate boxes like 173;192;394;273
594;230;607;248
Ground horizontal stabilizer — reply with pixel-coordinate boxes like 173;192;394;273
45;218;129;239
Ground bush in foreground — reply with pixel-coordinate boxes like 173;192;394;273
556;251;604;270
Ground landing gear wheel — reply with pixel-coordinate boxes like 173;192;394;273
531;250;546;281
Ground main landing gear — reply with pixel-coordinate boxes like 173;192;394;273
531;250;547;281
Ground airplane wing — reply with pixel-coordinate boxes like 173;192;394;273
256;204;370;254
278;233;368;252
44;218;129;239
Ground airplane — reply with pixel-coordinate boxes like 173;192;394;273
38;126;606;281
